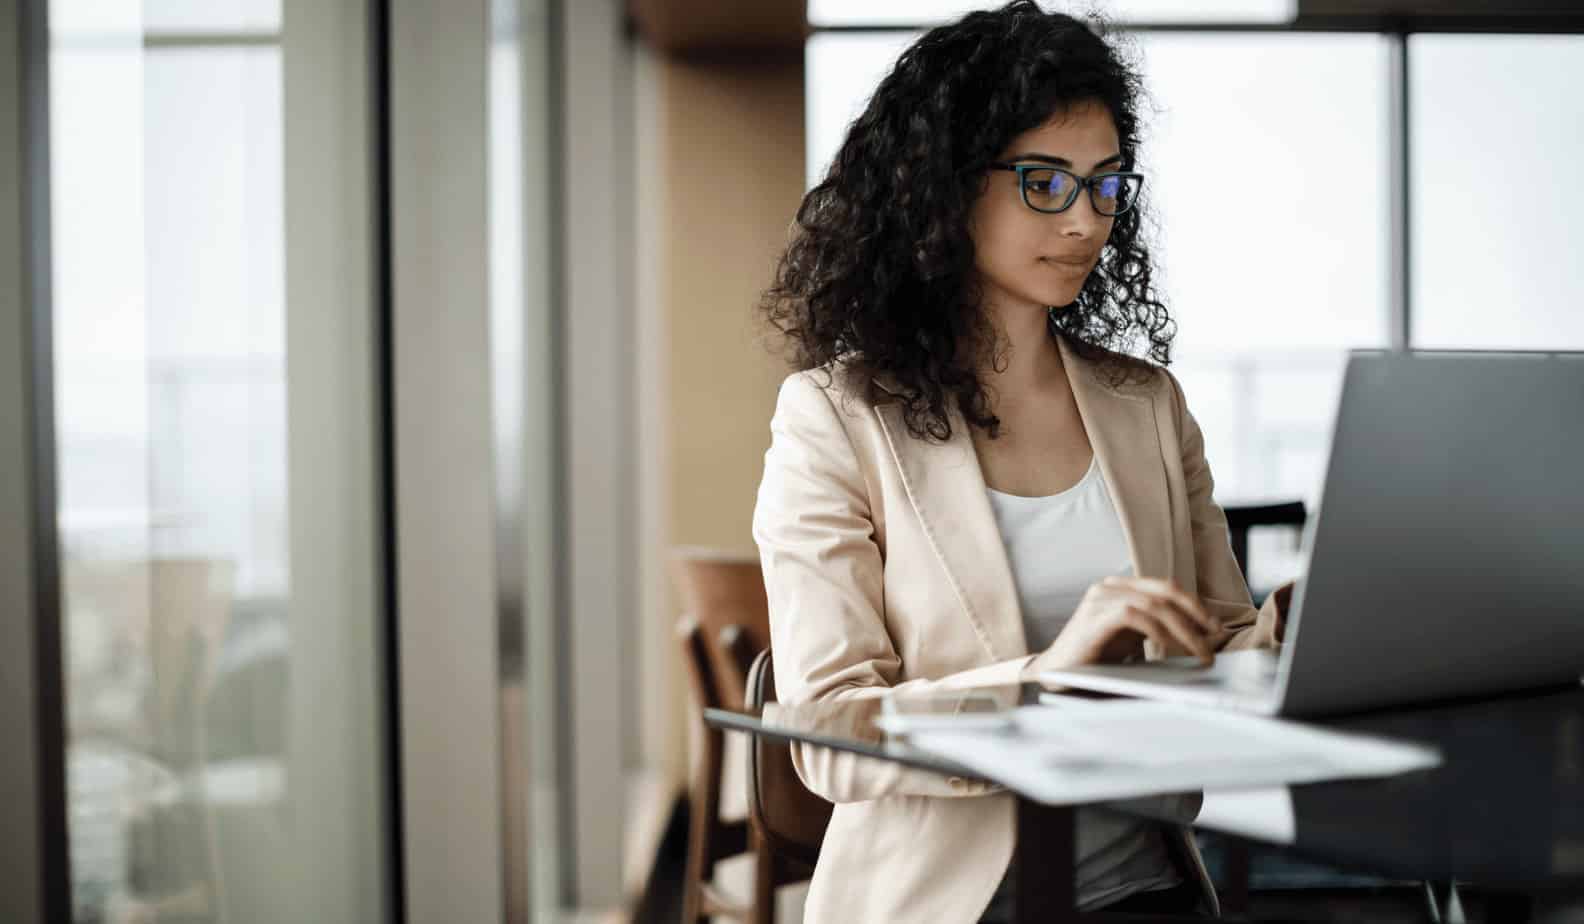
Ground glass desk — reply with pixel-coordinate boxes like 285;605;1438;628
706;682;1584;922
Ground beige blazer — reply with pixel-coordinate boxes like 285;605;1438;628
751;333;1285;922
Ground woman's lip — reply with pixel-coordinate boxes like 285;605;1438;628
1041;256;1092;267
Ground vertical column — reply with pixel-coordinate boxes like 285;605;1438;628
559;0;630;908
0;3;44;921
282;0;390;921
0;1;62;921
389;0;507;920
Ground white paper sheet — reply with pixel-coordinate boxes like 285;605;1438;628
1197;788;1297;844
902;700;1441;806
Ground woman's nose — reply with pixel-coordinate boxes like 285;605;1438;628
1056;190;1107;239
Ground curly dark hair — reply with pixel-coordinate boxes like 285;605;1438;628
759;1;1173;443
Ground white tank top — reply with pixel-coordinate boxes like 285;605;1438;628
982;456;1183;913
985;455;1134;653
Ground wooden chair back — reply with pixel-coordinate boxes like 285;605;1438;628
744;647;831;871
671;548;769;710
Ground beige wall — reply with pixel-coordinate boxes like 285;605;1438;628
636;47;805;782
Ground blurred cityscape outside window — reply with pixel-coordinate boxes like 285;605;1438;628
1128;31;1391;590
1408;34;1584;351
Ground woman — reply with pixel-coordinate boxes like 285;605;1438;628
752;3;1288;921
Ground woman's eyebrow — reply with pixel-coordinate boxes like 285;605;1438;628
1009;152;1125;170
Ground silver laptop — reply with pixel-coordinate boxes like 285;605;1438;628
1039;350;1584;717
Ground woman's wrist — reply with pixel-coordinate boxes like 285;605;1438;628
1025;635;1082;679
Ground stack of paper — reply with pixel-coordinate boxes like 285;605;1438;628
900;699;1441;806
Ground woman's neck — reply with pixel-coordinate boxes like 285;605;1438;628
980;303;1066;402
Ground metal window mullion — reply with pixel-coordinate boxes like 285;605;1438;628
368;0;407;920
49;31;283;50
1387;31;1411;351
143;33;283;48
3;1;69;922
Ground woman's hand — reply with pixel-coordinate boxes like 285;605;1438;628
1268;579;1296;643
1026;576;1216;678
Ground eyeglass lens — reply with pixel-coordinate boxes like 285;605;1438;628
1021;168;1140;216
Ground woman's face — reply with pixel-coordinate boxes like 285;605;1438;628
968;100;1122;317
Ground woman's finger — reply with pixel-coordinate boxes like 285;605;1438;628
1117;607;1174;658
1106;576;1213;630
1158;606;1215;664
1117;587;1213;639
1125;597;1213;664
1128;577;1213;629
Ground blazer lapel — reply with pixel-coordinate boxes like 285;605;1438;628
871;335;1175;663
1057;335;1174;583
872;389;1027;662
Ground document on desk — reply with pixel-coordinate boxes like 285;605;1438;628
901;700;1442;806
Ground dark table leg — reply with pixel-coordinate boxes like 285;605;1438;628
1014;796;1078;923
1221;840;1251;914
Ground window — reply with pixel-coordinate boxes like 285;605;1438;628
52;6;389;920
142;0;280;34
804;31;917;190
1409;35;1584;350
1132;32;1391;525
806;0;1296;28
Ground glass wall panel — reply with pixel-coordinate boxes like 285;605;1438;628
1409;34;1584;350
51;2;388;921
804;31;917;190
143;0;281;35
1133;33;1391;548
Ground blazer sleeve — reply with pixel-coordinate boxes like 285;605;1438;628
1162;369;1286;653
752;371;1032;803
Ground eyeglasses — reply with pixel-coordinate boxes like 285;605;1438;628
987;163;1145;217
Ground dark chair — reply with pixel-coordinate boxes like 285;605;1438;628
678;619;750;921
742;647;831;923
674;549;816;923
1222;500;1307;606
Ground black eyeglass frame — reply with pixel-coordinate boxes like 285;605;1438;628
987;162;1146;217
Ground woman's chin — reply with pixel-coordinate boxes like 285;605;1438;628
986;277;1087;314
1030;285;1084;308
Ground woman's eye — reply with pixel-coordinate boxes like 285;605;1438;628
1026;175;1062;193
